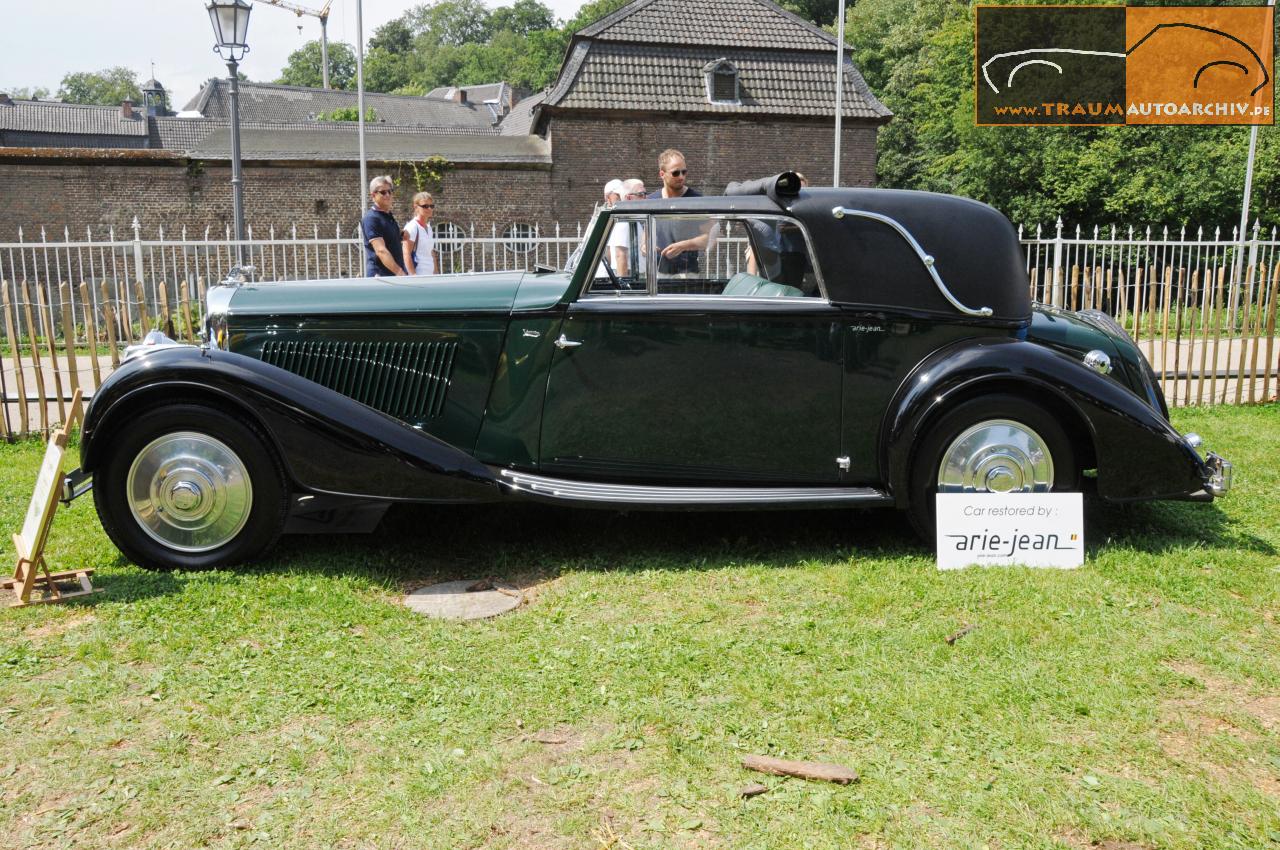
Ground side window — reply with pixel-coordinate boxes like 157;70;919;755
654;215;720;295
587;217;646;294
737;218;821;297
649;216;819;298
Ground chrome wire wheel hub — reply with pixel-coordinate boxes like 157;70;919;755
126;432;253;552
937;419;1054;494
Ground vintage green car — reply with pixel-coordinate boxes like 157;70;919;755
72;173;1231;570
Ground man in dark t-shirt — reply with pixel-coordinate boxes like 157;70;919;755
362;176;406;277
646;149;707;275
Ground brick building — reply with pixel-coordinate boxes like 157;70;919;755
0;0;889;241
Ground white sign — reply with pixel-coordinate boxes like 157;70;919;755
936;493;1084;570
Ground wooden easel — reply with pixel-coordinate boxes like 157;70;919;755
4;390;100;607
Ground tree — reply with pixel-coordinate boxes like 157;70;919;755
489;0;556;37
276;40;357;90
842;0;1280;227
778;0;838;27
3;85;51;100
411;0;494;47
56;67;141;105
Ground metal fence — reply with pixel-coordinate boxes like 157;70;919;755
2;216;1277;437
1022;219;1279;406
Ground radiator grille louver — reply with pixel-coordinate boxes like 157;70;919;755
260;339;457;420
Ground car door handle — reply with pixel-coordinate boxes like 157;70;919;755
554;334;584;349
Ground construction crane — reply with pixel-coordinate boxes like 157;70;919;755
258;0;335;88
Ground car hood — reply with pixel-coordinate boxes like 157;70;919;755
222;271;531;316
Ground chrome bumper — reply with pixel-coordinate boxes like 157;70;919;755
61;467;93;504
1204;451;1232;496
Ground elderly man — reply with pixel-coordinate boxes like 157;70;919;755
362;175;406;277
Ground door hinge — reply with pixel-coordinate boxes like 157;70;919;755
836;456;851;471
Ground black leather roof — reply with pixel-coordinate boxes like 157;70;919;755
614;188;1031;323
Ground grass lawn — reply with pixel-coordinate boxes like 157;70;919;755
1;404;1277;849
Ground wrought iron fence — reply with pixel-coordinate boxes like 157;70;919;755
1;216;1277;438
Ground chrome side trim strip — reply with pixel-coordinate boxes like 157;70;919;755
831;206;994;318
497;469;889;505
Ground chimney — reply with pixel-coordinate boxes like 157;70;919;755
0;93;12;106
455;88;467;104
121;99;135;119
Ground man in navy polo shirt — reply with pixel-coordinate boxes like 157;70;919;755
362;175;407;277
647;149;709;276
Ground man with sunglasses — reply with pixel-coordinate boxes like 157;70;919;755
362;175;406;277
402;191;438;276
647;149;710;276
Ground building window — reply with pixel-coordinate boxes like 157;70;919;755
703;59;740;105
503;223;537;254
435;222;465;254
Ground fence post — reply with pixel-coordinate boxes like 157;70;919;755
2;283;29;435
100;281;120;368
59;282;80;400
1051;216;1064;307
131;215;145;298
35;283;66;423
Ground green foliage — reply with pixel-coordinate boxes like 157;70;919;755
276;40;357;90
55;66;142;106
1;405;1278;847
4;85;51;100
395;155;452;193
316;106;378;122
846;0;1279;227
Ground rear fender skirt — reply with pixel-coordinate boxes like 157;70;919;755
80;346;500;503
883;338;1208;504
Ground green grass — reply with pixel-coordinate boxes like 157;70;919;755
2;405;1278;849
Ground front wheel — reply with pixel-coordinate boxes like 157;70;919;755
908;395;1079;539
93;404;287;570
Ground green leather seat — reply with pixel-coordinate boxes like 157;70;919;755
721;272;805;298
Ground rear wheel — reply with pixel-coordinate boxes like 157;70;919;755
908;395;1078;539
93;404;287;570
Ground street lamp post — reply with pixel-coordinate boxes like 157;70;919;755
206;0;252;269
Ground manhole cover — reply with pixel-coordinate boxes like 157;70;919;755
403;580;523;620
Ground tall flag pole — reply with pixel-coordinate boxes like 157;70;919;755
356;0;368;215
833;0;847;187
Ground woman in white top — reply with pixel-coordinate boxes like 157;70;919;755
402;191;439;275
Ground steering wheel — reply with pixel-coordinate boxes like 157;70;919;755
602;256;633;290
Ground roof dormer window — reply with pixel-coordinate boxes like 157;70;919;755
703;58;740;105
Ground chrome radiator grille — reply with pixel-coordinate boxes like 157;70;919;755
260;339;457;420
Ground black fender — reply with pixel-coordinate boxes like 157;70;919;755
81;345;501;503
882;338;1209;505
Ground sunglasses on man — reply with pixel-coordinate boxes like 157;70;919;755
373;188;394;196
666;169;687;177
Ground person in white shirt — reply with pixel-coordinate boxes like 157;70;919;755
596;179;626;279
402;192;438;276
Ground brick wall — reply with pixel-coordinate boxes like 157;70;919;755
0;114;879;240
544;113;880;223
0;157;554;241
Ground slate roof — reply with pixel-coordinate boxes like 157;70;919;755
0;100;148;137
184;80;498;130
549;44;888;118
543;0;890;120
499;91;546;136
425;82;511;105
186;123;550;164
578;0;837;51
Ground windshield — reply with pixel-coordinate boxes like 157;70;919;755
563;207;605;274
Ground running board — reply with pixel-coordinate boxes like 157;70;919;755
497;469;891;509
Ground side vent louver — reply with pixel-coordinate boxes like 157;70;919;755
261;339;457;420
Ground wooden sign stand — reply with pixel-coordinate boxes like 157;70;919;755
4;389;100;607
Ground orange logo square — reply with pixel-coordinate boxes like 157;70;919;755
1126;6;1274;125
